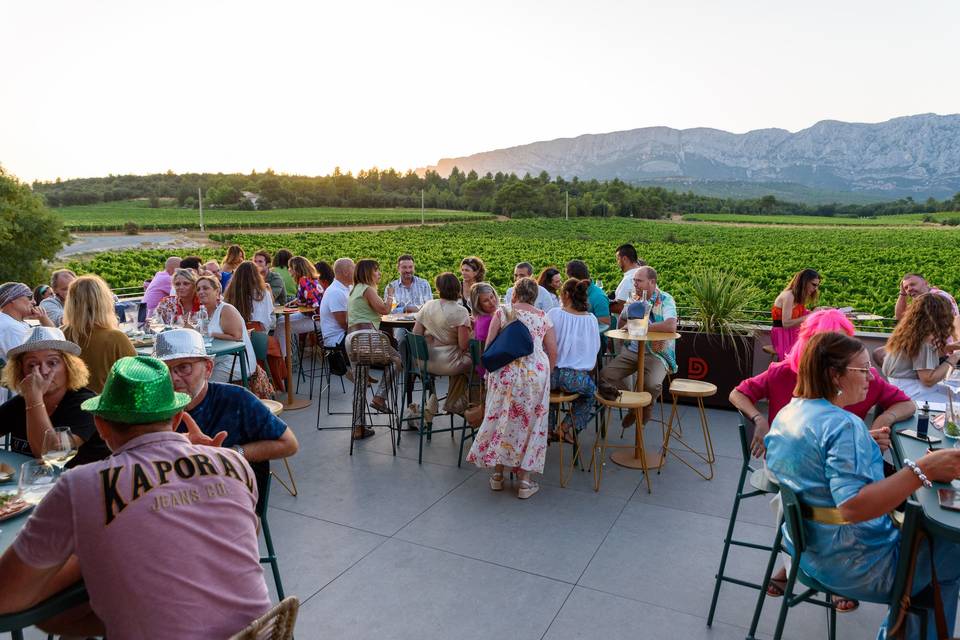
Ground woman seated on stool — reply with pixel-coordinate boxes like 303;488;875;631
731;308;915;609
413;272;472;414
347;259;400;436
469;282;500;378
882;293;960;404
766;332;960;638
546;278;600;443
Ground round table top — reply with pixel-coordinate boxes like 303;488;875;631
604;329;681;342
273;305;315;315
260;398;284;416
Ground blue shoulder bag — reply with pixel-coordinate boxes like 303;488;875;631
481;310;533;373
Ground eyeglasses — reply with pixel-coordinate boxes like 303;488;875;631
846;366;872;376
170;360;205;378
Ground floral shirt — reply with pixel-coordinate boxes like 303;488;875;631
154;295;200;321
297;277;324;309
620;287;677;373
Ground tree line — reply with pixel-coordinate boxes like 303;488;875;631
32;168;960;219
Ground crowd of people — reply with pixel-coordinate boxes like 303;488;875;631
3;239;960;638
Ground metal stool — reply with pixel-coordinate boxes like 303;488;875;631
706;422;780;627
592;390;653;493
549;391;582;487
661;378;717;480
348;331;398;457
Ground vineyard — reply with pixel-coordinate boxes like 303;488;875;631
68;218;960;317
682;212;960;226
56;201;494;231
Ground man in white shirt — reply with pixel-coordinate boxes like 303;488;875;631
504;262;558;312
386;254;433;314
0;282;54;360
319;258;354;349
614;244;646;302
38;269;76;327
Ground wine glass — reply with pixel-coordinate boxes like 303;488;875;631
41;427;78;473
19;460;57;505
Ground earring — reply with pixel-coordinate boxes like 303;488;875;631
836;389;843;397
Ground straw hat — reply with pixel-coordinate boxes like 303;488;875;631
152;328;213;362
81;356;190;424
7;326;81;359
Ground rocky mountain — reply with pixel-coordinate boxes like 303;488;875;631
422;113;960;201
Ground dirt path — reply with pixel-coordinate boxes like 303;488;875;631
60;216;510;258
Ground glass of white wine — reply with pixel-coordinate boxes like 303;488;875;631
41;427;78;473
19;460;57;505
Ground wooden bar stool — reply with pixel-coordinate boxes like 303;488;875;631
549;391;582;487
592;390;653;493
661;379;717;480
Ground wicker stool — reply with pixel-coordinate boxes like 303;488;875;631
549;391;582;487
662;379;717;480
348;331;399;456
592;390;653;493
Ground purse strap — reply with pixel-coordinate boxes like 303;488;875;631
887;527;925;639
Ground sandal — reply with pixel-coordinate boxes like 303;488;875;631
352;427;375;440
832;596;859;613
766;576;787;598
489;473;504;491
557;422;577;445
370;397;393;414
518;479;539;499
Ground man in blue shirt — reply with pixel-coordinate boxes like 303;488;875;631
386;254;433;314
600;266;677;428
153;330;299;506
504;262;558;313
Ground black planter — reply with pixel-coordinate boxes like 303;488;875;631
673;330;756;409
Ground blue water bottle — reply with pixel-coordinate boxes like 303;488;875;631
917;401;930;439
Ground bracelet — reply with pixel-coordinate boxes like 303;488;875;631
904;458;933;488
749;413;762;424
26;401;45;411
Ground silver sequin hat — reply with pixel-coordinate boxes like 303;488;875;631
151;328;213;361
7;326;81;359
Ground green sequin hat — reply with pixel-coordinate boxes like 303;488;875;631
82;356;191;424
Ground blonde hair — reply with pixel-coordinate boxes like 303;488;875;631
62;275;118;347
2;351;90;392
196;274;222;294
288;256;318;281
222;245;245;271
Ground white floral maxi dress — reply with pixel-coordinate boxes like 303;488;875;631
467;308;551;474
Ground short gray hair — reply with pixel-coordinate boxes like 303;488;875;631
50;269;77;288
637;266;658;282
514;262;534;276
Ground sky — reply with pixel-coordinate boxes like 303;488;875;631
2;0;958;183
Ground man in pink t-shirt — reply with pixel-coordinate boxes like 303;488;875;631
143;256;181;316
0;356;270;638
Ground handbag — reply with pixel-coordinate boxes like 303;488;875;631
481;308;533;373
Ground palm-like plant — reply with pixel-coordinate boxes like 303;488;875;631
682;269;761;359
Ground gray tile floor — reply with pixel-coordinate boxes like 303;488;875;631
262;373;893;640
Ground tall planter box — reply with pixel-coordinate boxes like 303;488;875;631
673;330;756;409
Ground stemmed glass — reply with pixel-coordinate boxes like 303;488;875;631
41;427;78;474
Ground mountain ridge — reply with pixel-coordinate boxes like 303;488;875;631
421;113;960;201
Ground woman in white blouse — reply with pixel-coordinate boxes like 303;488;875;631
545;278;601;443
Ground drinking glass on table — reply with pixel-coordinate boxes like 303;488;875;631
385;286;397;312
19;460;57;505
41;427;78;473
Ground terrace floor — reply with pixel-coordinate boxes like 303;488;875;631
19;376;903;639
253;375;898;640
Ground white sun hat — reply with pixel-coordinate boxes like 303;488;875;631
7;326;81;359
152;328;213;361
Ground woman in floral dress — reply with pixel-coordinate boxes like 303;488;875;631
467;277;557;499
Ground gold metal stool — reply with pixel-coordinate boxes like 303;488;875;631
662;379;717;480
592;390;653;493
549;391;581;487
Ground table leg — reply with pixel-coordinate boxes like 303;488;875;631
239;348;249;389
610;346;663;470
282;313;310;411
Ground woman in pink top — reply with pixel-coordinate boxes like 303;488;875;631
730;309;915;459
469;282;499;376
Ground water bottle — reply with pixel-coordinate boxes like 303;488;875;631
917;401;930;439
195;306;209;335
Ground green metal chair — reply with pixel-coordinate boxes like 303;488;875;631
0;583;88;640
398;332;471;465
257;469;286;601
706;421;780;627
747;484;927;640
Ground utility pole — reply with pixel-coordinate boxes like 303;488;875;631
198;187;204;232
565;191;569;221
421;188;425;225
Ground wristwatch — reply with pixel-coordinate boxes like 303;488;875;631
232;444;245;458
